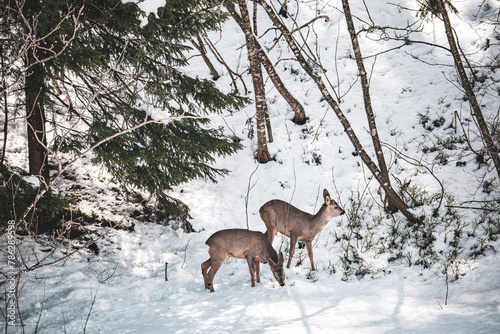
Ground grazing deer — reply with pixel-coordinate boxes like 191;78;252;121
260;189;345;270
201;229;285;292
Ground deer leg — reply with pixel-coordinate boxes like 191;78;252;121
287;236;297;268
255;260;261;283
201;258;212;290
305;240;315;271
206;257;224;292
246;256;256;287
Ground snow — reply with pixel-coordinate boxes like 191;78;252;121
22;176;40;188
122;0;167;26
3;0;500;333
12;225;500;333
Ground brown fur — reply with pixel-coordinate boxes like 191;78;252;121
201;229;285;292
260;189;344;270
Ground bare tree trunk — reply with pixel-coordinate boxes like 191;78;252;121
201;35;249;94
264;100;274;143
256;0;416;222
228;1;271;163
246;1;274;143
256;44;306;125
341;0;397;212
253;0;258;35
190;36;220;80
436;0;500;179
229;3;307;125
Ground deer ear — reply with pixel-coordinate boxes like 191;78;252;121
278;252;284;264
267;257;277;266
323;189;331;205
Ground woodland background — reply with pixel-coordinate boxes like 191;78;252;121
0;0;499;332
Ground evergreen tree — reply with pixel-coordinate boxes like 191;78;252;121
417;0;457;18
1;0;247;231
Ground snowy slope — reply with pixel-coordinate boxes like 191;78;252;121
6;0;500;333
16;223;500;333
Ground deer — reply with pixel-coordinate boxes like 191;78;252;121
201;228;285;292
259;189;345;271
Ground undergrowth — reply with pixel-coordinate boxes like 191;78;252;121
328;182;499;283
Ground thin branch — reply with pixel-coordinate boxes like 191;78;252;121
245;163;260;229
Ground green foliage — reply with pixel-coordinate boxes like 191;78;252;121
0;166;74;231
329;180;499;283
418;104;468;167
91;117;242;223
489;115;500;151
1;0;248;229
333;190;383;281
385;184;499;278
396;176;441;210
469;199;500;257
306;269;319;282
417;0;458;19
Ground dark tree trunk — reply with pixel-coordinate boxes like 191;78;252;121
25;63;50;181
23;1;49;181
436;0;500;180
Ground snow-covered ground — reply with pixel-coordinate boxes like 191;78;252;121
16;223;500;333
3;0;500;333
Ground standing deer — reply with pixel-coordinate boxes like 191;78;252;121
201;229;285;292
260;189;345;270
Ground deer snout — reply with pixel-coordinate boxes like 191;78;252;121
340;209;345;215
275;275;285;287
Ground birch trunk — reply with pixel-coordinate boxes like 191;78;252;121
436;0;500;179
229;1;271;163
341;0;397;212
229;4;307;125
190;36;220;80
